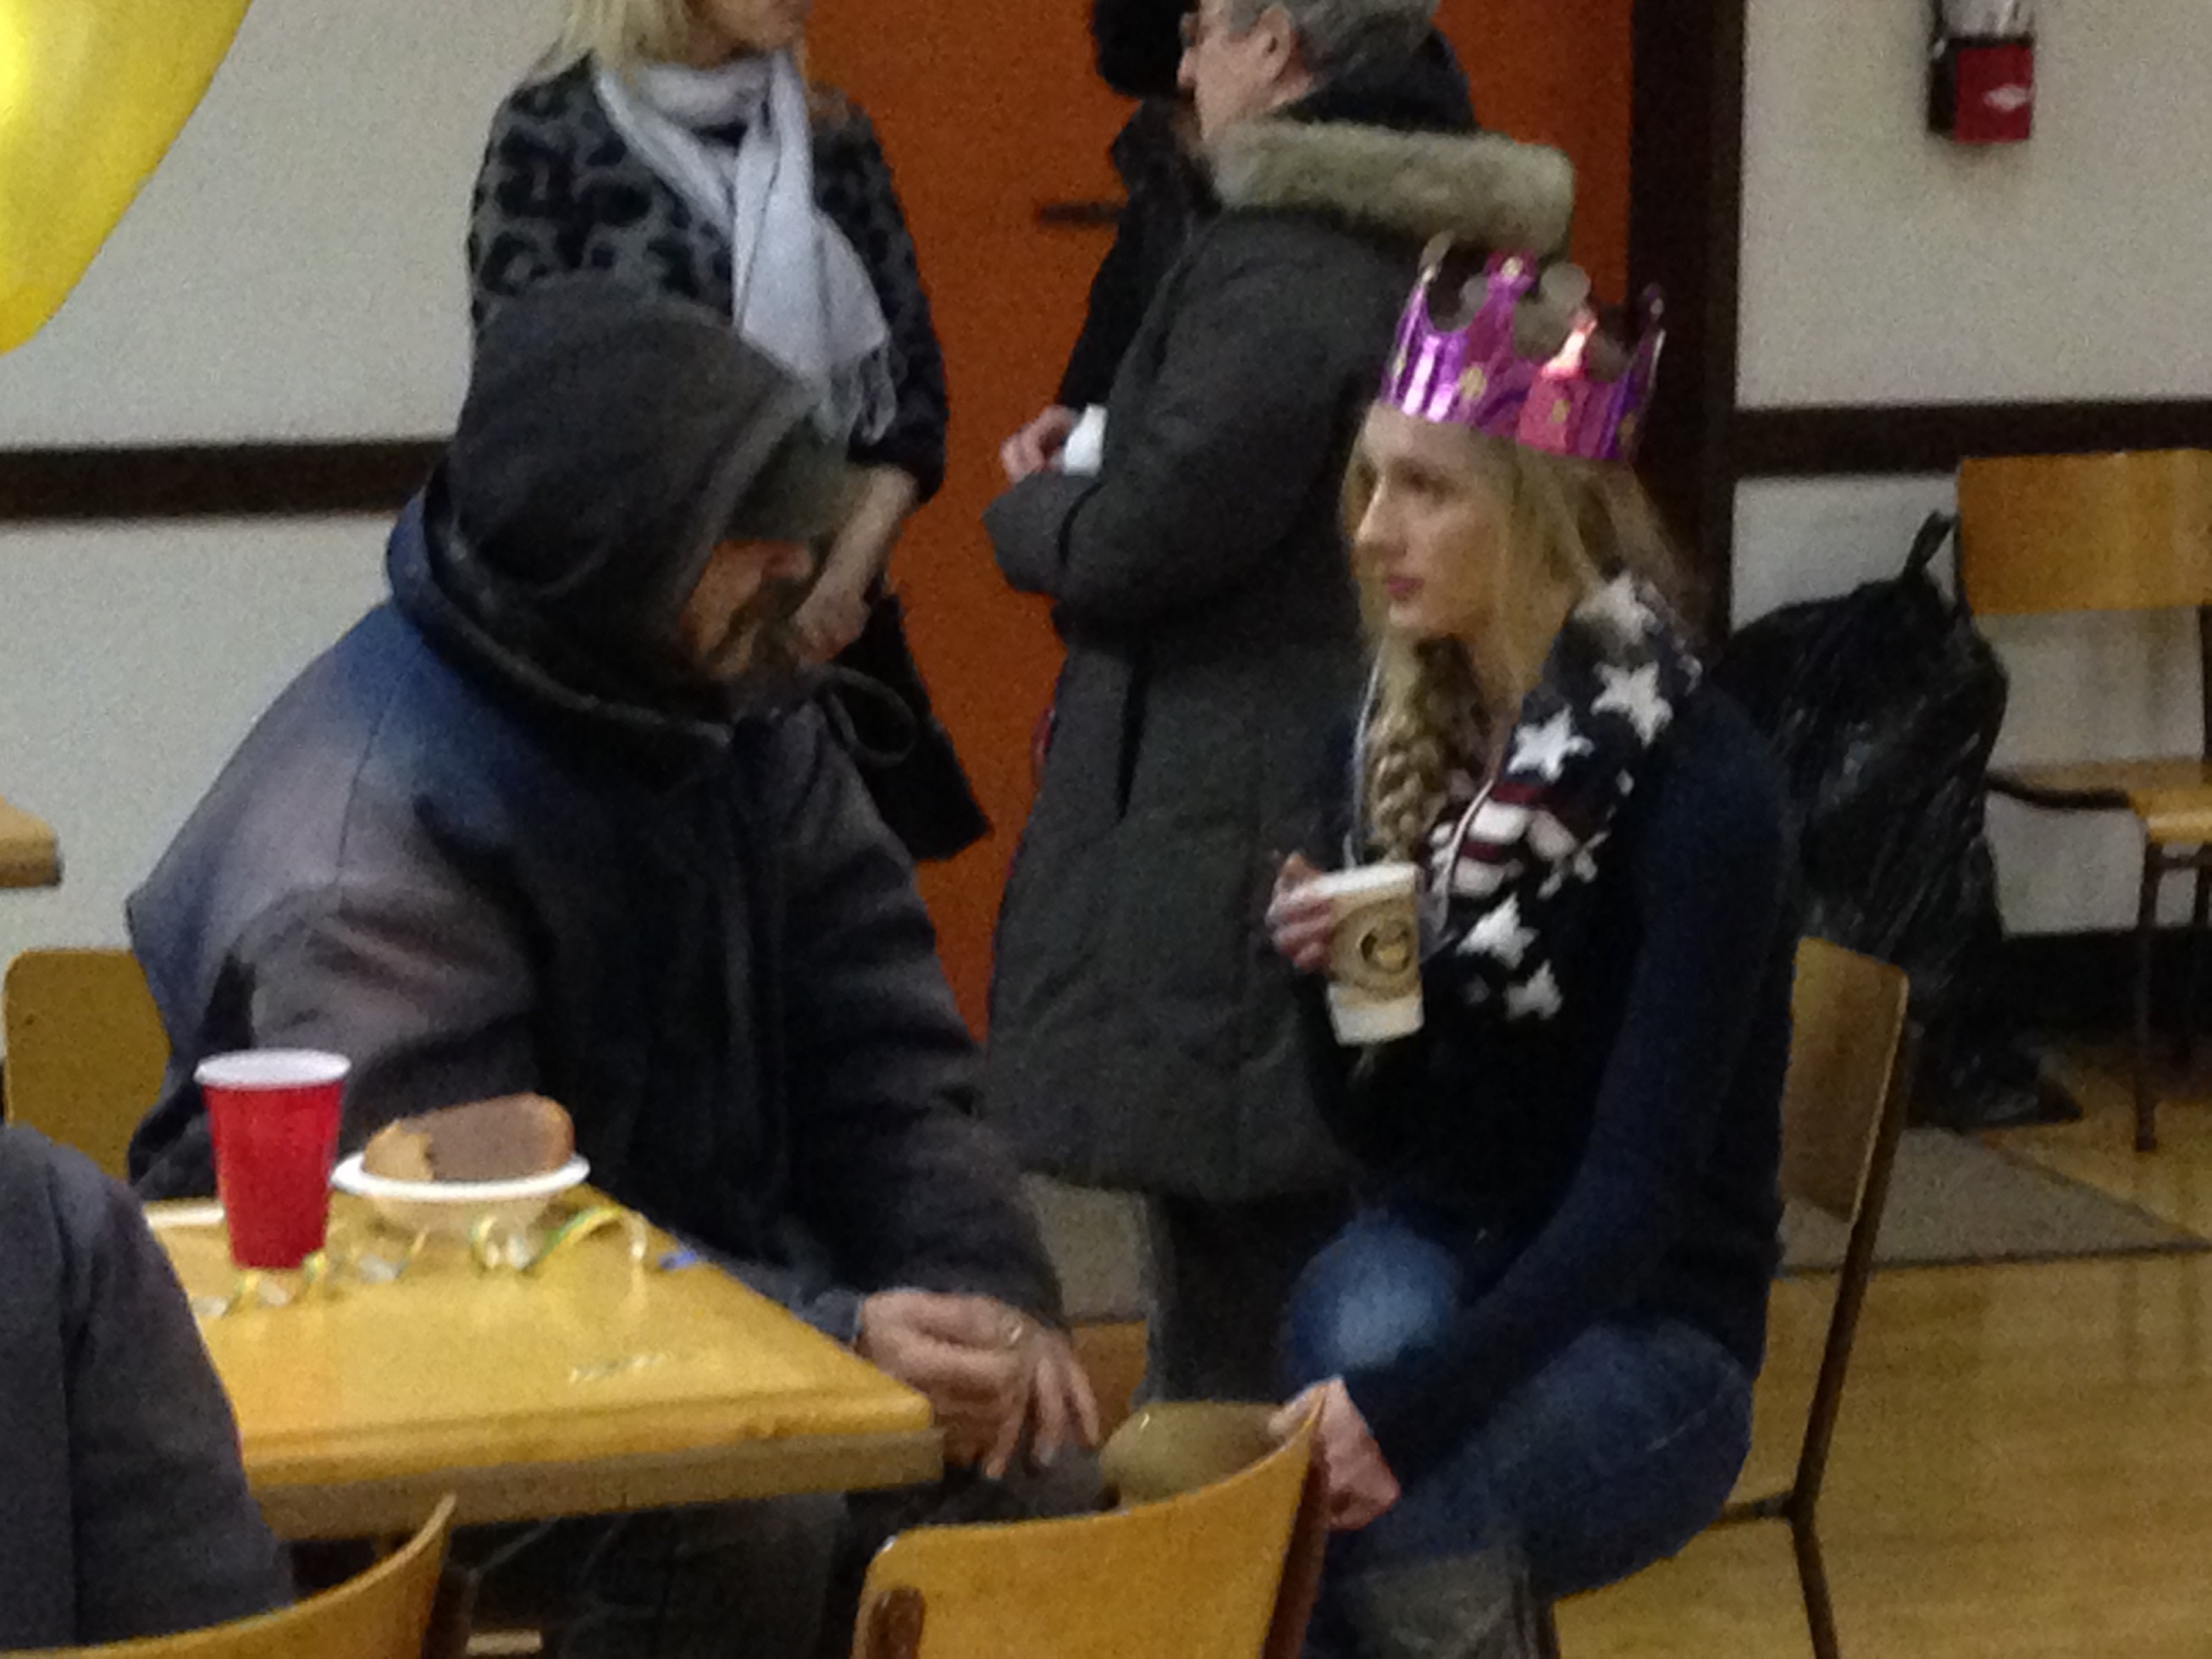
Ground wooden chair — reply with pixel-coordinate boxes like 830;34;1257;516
1098;1402;1331;1659
1541;938;1914;1659
0;792;61;888
850;1402;1322;1659
1955;450;2212;1150
3;948;169;1180
14;1494;455;1658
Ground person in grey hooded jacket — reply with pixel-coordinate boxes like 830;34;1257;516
0;1125;290;1650
125;280;1093;1654
984;0;1574;1404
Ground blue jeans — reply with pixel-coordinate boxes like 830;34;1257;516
1142;1191;1350;1401
1286;1208;1754;1609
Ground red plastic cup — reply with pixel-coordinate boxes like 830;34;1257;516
196;1050;349;1269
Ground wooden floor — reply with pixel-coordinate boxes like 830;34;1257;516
1558;1043;2212;1657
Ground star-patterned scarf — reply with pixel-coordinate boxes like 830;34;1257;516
1355;573;1701;1024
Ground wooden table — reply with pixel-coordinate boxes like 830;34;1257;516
0;793;59;888
152;1194;941;1539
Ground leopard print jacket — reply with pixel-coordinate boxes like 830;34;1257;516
467;60;949;500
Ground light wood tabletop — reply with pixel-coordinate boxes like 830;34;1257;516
152;1193;941;1539
0;793;59;888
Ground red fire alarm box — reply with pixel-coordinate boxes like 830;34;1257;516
1930;1;2035;145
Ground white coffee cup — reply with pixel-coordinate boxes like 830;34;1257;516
1057;405;1108;476
1308;862;1424;1044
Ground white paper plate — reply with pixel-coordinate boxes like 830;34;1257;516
331;1153;589;1237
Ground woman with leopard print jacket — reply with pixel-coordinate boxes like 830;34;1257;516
468;0;986;859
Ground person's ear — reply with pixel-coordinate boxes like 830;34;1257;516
1255;4;1303;74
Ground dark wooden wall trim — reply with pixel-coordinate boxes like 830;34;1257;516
1734;401;2212;479
0;441;441;522
1629;0;1748;633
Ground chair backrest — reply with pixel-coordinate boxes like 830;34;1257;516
1780;937;1911;1224
1955;449;2212;617
15;1494;454;1658
0;794;61;888
1779;939;1914;1506
3;949;169;1180
851;1406;1318;1659
1098;1402;1330;1659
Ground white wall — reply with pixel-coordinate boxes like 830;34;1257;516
0;0;550;444
1734;3;2212;935
1739;1;2212;408
0;0;551;999
0;519;390;970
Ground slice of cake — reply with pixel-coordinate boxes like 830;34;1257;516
361;1094;574;1183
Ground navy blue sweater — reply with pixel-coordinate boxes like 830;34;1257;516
1311;688;1795;1471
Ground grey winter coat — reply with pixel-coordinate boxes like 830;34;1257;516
982;80;1573;1201
0;1127;290;1649
127;509;1059;1341
130;286;1059;1339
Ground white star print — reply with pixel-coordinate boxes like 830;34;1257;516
1594;662;1672;744
1568;832;1608;883
1536;838;1604;899
1506;964;1564;1020
1577;578;1655;646
1510;711;1593;782
1459;897;1536;967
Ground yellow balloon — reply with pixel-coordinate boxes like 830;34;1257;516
0;0;252;353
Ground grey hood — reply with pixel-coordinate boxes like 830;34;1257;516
444;278;849;678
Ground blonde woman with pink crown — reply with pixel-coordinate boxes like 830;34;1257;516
1265;246;1798;1657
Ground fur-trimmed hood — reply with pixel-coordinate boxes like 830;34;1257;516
1210;119;1574;256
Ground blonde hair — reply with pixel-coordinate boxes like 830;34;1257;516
548;0;694;70
541;0;821;92
1347;431;1692;861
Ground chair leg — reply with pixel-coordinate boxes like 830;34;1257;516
2179;860;2211;1070
1790;1513;1841;1659
2136;844;2163;1153
1533;1601;1562;1659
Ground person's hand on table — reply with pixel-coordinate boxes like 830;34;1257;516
1271;1377;1400;1531
857;1290;1099;1478
1001;406;1078;484
1015;1319;1102;1473
1266;852;1333;973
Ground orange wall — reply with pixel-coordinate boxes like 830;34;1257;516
1439;0;1633;297
812;3;1632;1031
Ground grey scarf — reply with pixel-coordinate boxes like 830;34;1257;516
594;51;894;442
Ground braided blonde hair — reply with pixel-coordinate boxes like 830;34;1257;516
1347;429;1693;861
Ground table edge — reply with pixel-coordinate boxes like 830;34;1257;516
255;1427;946;1540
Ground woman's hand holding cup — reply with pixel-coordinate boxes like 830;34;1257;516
1267;853;1335;972
1275;857;1425;1043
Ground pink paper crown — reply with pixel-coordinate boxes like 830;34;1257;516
1380;246;1665;464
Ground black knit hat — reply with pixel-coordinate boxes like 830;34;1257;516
1092;0;1191;98
448;279;853;653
